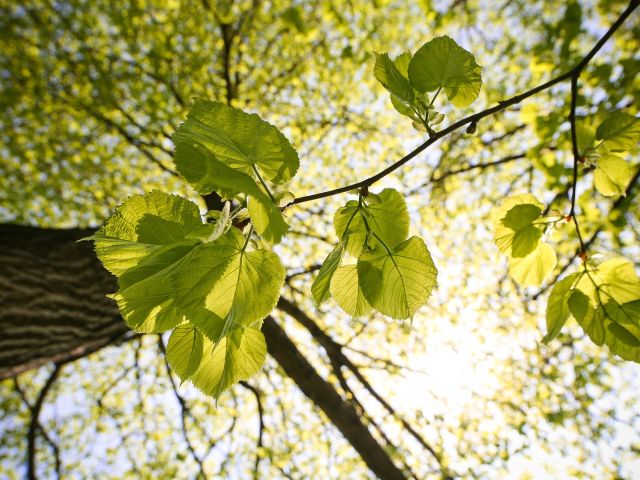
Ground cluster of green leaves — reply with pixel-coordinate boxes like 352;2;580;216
374;36;483;133
579;111;639;197
312;188;438;320
491;189;640;360
544;256;640;362
89;95;442;399
88;99;300;398
489;104;640;361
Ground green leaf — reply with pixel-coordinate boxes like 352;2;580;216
179;233;285;342
575;256;640;306
362;189;410;247
374;53;415;106
408;36;482;108
543;273;580;344
594;154;632;197
576;122;596;157
568;289;604;345
247;194;289;244
358;236;437;319
330;264;372;317
111;228;245;334
189;326;267;400
598;301;640;361
607;322;640;347
602;300;640;327
596;111;640;152
167;325;204;379
90;191;285;339
334;189;410;256
176;140;288;243
334;200;367;255
393;51;412;78
89;190;209;277
312;242;345;305
496;203;544;258
173;99;299;187
570;257;640;361
508;242;557;287
492;194;544;230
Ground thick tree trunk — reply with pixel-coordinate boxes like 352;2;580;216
0;225;129;379
0;223;407;480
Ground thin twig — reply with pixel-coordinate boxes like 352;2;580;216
14;379;62;480
567;76;587;255
239;381;265;479
157;337;207;479
27;364;64;480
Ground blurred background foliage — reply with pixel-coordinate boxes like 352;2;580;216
0;0;639;478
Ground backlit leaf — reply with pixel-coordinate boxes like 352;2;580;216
543;273;580;344
593;154;631;197
358;236;437;319
312;242;345;305
596;111;640;152
408;36;482;108
508;242;557;287
330;264;372;317
167;325;204;380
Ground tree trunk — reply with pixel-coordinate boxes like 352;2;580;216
0;224;129;379
0;223;408;480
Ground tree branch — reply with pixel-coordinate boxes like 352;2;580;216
239;381;265;480
157;337;207;479
277;297;449;477
262;315;408;479
27;364;64;480
289;0;639;206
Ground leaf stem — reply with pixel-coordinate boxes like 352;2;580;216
252;165;275;202
428;86;442;110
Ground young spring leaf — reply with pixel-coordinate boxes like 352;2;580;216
188;326;267;400
593;154;632;197
374;52;415;107
508;243;557;287
88;191;285;345
568;289;604;345
334;188;410;256
595;111;640;152
569;257;640;361
575;256;640;306
543;273;580;344
358;236;437;320
393;51;412;78
496;203;544;258
492;194;556;287
334;199;367;255
178;229;285;342
312;242;345;305
408;36;483;108
167;325;204;379
330;264;372;317
88;190;211;277
173;98;299;187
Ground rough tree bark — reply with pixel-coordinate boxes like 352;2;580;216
0;224;129;379
0;223;407;480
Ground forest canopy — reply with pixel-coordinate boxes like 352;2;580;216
1;0;639;478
